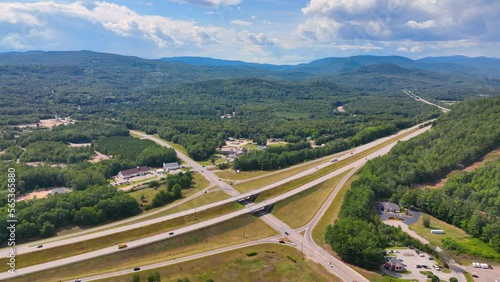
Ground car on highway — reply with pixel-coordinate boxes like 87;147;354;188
133;267;140;271
284;232;289;235
37;245;43;248
74;279;81;282
118;243;128;249
169;232;174;235
278;240;285;244
327;262;333;267
331;158;338;162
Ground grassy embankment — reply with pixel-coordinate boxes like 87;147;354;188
8;214;278;282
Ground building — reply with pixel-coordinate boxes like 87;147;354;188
220;147;234;156
118;166;151;179
380;202;401;213
384;257;405;272
163;162;180;171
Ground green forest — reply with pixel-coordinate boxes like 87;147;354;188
326;96;500;267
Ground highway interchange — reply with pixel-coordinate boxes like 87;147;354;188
1;121;433;281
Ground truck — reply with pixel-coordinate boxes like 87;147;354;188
118;243;128;249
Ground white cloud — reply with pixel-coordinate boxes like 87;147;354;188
169;0;241;7
251;15;257;20
231;19;252;26
238;30;274;45
297;0;500;43
0;33;31;49
0;1;229;48
406;20;436;29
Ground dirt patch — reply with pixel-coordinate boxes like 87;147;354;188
421;148;500;189
337;106;345;112
90;151;111;163
68;142;91;147
16;118;75;129
17;190;51;201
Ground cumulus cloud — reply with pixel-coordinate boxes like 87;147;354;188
238;30;274;45
169;0;241;7
0;1;228;48
231;19;252;26
297;0;500;43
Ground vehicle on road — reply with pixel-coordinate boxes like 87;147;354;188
284;232;289;235
168;232;174;235
419;253;424;257
74;279;81;282
37;245;43;248
118;243;128;249
416;265;422;268
133;267;140;271
331;158;338;162
327;262;333;267
429;257;434;260
278;240;285;244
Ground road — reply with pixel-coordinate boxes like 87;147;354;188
0;122;432;281
4;122;426;257
402;89;451;112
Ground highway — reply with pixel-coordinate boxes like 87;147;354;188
0;122;431;281
402;89;451;112
3;122;427;257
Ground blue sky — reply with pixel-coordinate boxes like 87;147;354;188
0;0;499;64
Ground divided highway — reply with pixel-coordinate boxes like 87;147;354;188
1;122;431;281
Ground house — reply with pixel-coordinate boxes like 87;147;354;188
220;147;234;156
163;162;180;171
380;202;401;213
118;166;151;179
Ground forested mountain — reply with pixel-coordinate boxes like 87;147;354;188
326;96;500;267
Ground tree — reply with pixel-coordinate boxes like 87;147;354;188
177;278;190;282
423;215;431;228
171;184;182;198
209;156;216;165
449;277;458;282
39;221;56;237
147;271;161;282
131;273;141;282
431;275;440;282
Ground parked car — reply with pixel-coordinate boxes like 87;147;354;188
416;265;422;268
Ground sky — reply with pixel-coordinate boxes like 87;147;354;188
0;0;499;64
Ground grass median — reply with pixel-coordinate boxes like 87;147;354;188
0;202;242;272
97;243;341;282
311;174;359;246
9;214;278;282
253;127;420;203
232;153;344;191
272;170;350;229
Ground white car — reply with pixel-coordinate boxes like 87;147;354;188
419;253;425;257
327;262;333;267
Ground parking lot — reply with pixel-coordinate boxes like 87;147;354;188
465;264;499;282
383;248;457;281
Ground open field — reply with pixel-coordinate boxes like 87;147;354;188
272;170;350;229
0;202;242;271
409;214;500;261
8;215;278;282
157;190;229;215
97;243;340;282
231;153;340;189
312;174;359;246
215;169;270;181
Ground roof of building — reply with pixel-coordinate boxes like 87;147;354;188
221;147;233;152
381;202;400;211
119;166;150;176
163;162;180;169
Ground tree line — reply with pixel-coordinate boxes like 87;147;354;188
325;96;500;267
